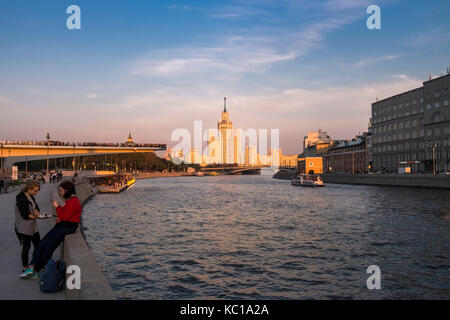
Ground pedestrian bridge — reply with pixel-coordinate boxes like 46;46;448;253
0;144;166;168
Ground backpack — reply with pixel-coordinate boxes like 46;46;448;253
39;259;66;293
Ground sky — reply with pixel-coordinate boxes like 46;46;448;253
0;0;449;154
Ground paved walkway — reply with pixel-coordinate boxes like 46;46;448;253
0;183;65;300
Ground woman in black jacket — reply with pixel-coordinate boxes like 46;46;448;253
15;181;41;279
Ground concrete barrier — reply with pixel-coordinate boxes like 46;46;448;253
323;173;450;189
63;178;116;300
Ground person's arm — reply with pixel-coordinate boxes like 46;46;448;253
55;199;73;221
31;196;40;213
16;194;34;220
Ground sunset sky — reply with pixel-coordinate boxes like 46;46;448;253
1;0;449;154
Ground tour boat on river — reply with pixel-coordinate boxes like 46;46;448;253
291;174;325;187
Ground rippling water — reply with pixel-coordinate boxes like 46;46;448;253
82;175;450;299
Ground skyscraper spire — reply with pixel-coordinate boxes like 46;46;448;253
224;97;227;112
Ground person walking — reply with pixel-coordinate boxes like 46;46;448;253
0;178;4;194
16;181;42;279
21;180;82;278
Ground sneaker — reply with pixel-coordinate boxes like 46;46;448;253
20;268;34;279
31;272;39;279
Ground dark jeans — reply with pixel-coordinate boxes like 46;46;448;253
16;231;40;269
30;225;77;272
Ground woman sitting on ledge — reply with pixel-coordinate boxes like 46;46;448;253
21;180;82;278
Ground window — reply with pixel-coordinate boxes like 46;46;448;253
445;99;449;106
435;91;440;98
435;102;440;108
427;103;432;110
432;111;446;123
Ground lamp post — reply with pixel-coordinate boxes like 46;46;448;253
432;144;437;174
46;133;50;175
352;152;355;175
0;142;3;174
72;145;76;171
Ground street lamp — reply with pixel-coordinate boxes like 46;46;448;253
0;142;3;174
432;144;437;174
46;133;50;175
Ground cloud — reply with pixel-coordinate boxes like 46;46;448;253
0;94;16;105
129;37;297;79
86;93;98;99
407;27;450;49
167;4;191;11
350;54;401;68
208;5;269;19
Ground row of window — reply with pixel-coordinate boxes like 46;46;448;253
373;138;450;153
426;99;450;110
374;88;449;114
374;126;450;143
373;119;421;133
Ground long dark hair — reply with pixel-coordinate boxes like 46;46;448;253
59;180;76;199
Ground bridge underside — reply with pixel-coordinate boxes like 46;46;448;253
0;149;158;169
201;167;261;175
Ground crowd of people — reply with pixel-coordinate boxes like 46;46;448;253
1;140;166;149
90;173;134;191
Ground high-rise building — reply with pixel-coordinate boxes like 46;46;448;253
205;98;244;165
371;72;450;173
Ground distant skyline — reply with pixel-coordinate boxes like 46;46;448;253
1;0;450;154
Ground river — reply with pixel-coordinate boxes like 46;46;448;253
82;175;450;299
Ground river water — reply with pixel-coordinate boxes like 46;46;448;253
82;175;450;299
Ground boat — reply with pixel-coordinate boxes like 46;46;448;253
291;174;325;187
208;171;218;176
195;171;204;177
93;173;136;193
127;178;136;187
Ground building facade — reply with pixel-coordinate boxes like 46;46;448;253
303;129;332;152
371;73;450;173
323;134;368;174
298;157;323;174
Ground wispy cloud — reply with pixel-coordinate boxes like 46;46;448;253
129;36;297;79
407;27;450;48
0;94;16;105
208;5;269;19
350;54;401;68
167;4;192;11
86;93;99;99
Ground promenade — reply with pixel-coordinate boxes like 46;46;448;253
0;183;65;300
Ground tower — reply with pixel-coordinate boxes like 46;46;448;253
125;132;135;146
218;97;234;164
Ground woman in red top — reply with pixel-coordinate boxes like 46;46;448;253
26;181;82;276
